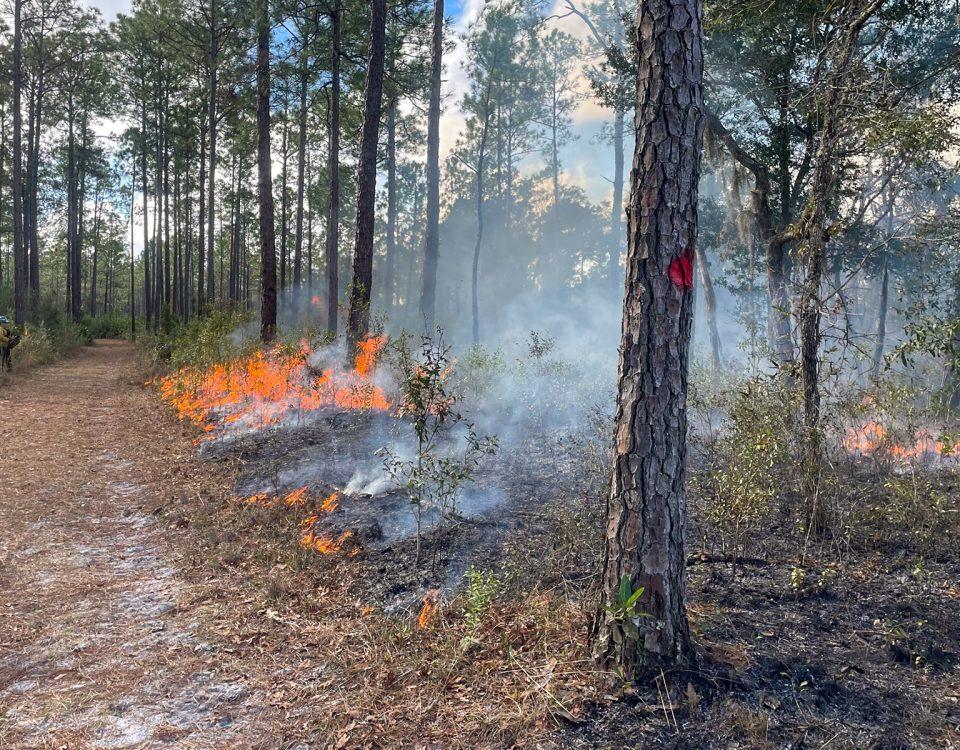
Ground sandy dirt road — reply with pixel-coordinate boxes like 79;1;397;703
0;341;264;749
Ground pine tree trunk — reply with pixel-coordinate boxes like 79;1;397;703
197;126;206;312
280;120;289;295
595;0;704;678
384;97;397;314
346;0;387;357
12;0;26;326
471;80;493;346
256;0;277;342
325;0;341;337
419;0;443;328
293;35;309;294
141;94;152;330
28;70;43;309
696;245;722;369
207;0;218;305
90;189;101;317
129;148;136;336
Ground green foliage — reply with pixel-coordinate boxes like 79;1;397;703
693;376;798;559
382;329;498;563
456;344;507;401
82;313;129;339
138;308;253;372
461;567;500;645
604;575;647;644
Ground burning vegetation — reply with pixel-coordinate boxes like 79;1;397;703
156;335;391;437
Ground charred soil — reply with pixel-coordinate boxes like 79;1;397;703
1;342;958;749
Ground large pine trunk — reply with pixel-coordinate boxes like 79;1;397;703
595;0;704;677
256;0;277;342
418;0;443;328
345;0;387;357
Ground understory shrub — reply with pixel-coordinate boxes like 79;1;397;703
10;301;91;371
691;375;799;560
137;307;253;372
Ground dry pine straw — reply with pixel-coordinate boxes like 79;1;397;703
168;435;609;749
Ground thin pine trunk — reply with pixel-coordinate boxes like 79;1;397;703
419;0;443;328
345;0;387;357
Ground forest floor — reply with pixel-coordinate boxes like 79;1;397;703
2;341;960;749
0;341;265;749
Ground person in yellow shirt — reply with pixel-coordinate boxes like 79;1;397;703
0;316;16;372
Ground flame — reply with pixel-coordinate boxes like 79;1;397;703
299;509;355;555
320;491;340;513
842;420;960;463
417;589;440;630
239;492;272;506
157;336;390;436
283;486;309;506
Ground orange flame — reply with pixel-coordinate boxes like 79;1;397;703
842;420;960;463
239;492;272;506
417;589;440;630
283;486;309;506
320;491;340;513
157;336;390;436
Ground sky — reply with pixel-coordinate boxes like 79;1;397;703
85;0;623;250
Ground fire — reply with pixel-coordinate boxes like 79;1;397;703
283;486;309;506
417;589;440;630
320;491;340;513
157;336;390;436
300;513;355;555
842;420;960;464
239;492;272;506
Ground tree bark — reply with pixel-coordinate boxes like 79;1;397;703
129;147;136;336
595;0;704;677
207;0;218;305
325;0;341;337
346;0;387;357
419;0;443;328
871;251;888;380
795;0;881;532
384;96;397;314
256;0;277;342
141;93;152;330
293;25;311;296
12;0;26;326
197;125;207;312
280;119;289;295
471;79;494;346
696;245;722;369
90;187;101;317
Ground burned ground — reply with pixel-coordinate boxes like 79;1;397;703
2;342;958;748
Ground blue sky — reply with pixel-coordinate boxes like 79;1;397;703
89;0;623;227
